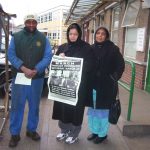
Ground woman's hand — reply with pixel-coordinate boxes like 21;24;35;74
59;53;65;57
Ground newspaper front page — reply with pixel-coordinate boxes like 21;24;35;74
48;55;83;106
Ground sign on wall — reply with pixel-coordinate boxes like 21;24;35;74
142;0;150;9
136;28;145;52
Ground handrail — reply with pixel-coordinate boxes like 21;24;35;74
118;59;135;121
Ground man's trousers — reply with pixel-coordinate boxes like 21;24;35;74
9;77;44;135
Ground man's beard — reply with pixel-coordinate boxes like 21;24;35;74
24;27;36;33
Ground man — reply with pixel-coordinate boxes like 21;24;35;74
7;14;52;147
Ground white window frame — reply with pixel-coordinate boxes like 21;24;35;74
122;0;140;27
98;13;105;27
48;33;52;39
111;6;121;45
44;14;47;22
37;16;40;23
48;12;52;21
124;27;138;59
41;16;43;23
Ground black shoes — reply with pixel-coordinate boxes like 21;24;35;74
93;135;107;144
9;135;20;147
87;133;98;141
26;131;41;141
8;131;40;147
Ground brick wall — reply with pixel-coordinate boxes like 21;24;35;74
81;1;149;90
119;2;149;90
121;63;146;89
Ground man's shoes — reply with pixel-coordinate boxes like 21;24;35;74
65;136;78;144
93;135;107;144
87;133;98;141
9;135;20;147
56;132;69;141
26;131;41;141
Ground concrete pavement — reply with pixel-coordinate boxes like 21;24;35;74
118;86;150;136
0;87;150;150
0;98;130;150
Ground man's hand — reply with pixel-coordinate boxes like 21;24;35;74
32;69;38;78
20;66;37;78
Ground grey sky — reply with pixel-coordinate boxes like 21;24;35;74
0;0;73;25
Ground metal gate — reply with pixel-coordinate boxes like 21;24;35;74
0;4;16;135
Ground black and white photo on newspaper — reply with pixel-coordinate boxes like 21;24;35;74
48;55;83;106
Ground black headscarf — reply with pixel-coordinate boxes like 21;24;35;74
93;27;110;57
67;23;82;44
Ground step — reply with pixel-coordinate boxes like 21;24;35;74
117;116;150;137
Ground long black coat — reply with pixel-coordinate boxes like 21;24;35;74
52;40;95;126
90;40;125;109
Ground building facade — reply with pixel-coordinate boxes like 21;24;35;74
65;0;150;92
37;5;69;47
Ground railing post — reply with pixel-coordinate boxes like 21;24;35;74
118;60;135;121
127;61;135;121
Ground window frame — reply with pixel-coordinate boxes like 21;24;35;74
121;0;140;27
111;6;121;46
98;13;105;27
124;27;138;59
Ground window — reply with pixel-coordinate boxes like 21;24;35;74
57;31;60;39
111;7;121;45
111;30;119;45
122;0;140;27
47;33;52;39
98;14;104;26
48;12;52;21
44;14;47;22
41;16;43;23
62;30;67;40
53;33;57;39
0;29;5;50
52;12;60;21
124;27;137;59
63;12;68;21
37;16;40;23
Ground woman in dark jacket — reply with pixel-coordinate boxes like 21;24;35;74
52;23;94;144
87;27;125;144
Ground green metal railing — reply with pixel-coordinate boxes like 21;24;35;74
118;60;135;121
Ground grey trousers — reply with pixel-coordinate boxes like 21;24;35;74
58;121;81;138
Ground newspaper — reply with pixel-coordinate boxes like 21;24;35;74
48;55;83;106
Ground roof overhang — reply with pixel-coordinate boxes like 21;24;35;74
65;0;121;24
